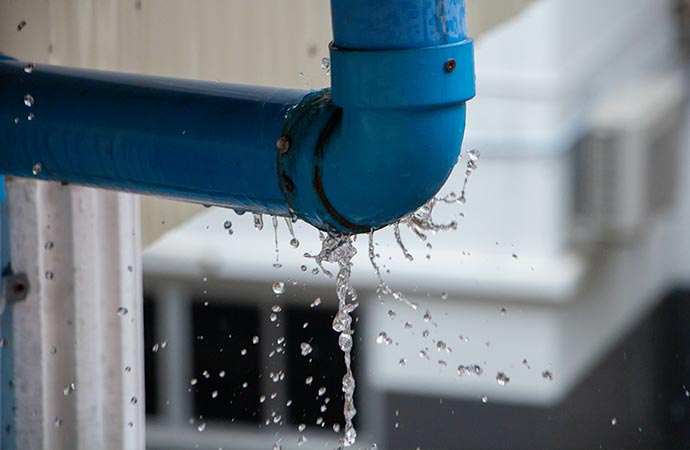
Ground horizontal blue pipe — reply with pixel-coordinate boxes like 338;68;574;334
0;59;306;216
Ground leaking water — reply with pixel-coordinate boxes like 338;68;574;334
253;213;264;231
210;146;481;446
304;233;358;447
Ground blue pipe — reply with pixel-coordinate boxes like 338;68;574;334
0;0;474;233
330;0;468;49
0;59;305;216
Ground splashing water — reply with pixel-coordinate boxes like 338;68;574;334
284;217;300;248
304;233;358;447
368;230;418;310
393;223;414;261
399;197;458;242
271;216;280;266
385;148;480;275
458;149;480;204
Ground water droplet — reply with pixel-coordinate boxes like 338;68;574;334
457;364;483;377
130;396;138;405
45;271;54;280
259;394;266;403
542;370;553;381
399;358;406;366
496;372;510;386
500;308;507;316
50;346;57;355
152;343;159;352
387;310;396;319
13;117;19;124
320;57;331;74
512;253;518;260
310;297;321;308
252;336;260;344
24;63;35;73
54;416;62;427
305;376;313;385
290;238;300;248
333;423;341;432
272;282;285;295
240;348;247;356
24;94;34;107
436;341;448;352
190;378;198;386
441;292;448;300
298;423;306;432
63;383;75;396
27;113;35;121
611;417;617;426
300;265;307;272
17;20;27;31
117;307;128;316
300;342;312;356
253;213;264;231
423;310;432;323
297;435;308;446
269;313;278;322
376;332;388;345
198;422;206;432
32;162;42;175
124;366;132;373
419;349;427;359
211;390;218;398
318;387;326;396
481;395;488;403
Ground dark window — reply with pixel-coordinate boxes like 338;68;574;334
191;301;261;424
285;305;355;429
143;295;158;416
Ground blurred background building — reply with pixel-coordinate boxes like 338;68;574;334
2;1;690;449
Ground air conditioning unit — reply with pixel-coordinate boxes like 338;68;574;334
574;72;686;243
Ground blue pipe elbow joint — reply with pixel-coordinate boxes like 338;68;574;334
279;38;475;233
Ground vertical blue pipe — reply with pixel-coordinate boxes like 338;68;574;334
330;0;467;49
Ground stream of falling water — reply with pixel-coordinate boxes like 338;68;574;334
253;149;480;448
304;234;359;447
